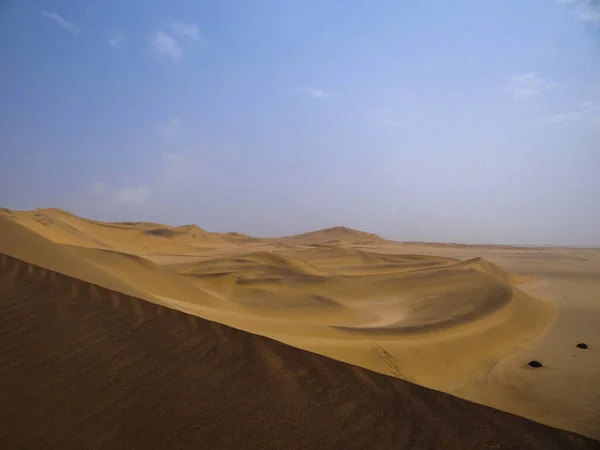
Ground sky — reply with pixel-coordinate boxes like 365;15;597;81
1;0;599;245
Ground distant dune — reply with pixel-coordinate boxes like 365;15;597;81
1;208;599;445
276;225;387;246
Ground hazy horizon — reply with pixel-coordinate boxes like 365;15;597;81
1;0;599;246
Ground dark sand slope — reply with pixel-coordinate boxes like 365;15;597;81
0;254;597;450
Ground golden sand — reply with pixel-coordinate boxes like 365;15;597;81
1;207;598;446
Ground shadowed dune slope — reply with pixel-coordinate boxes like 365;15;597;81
0;253;597;450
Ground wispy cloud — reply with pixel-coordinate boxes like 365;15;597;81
558;0;600;22
168;22;200;40
114;186;150;205
547;111;583;124
504;72;555;99
86;151;197;209
84;118;198;209
157;117;184;138
299;87;332;100
151;22;201;61
40;11;80;35
151;31;183;60
578;101;600;112
108;32;125;49
543;101;600;125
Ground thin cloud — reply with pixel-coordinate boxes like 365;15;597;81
87;182;148;205
504;72;555;99
168;22;200;40
151;31;183;60
109;32;125;49
544;101;600;124
157;117;184;138
40;11;80;35
299;87;332;100
114;187;150;205
547;111;582;124
578;101;600;112
87;151;197;208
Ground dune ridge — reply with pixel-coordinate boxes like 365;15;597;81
1;252;597;449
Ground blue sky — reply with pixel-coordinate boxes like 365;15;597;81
1;0;599;245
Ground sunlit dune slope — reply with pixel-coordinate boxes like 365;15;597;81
0;215;234;311
291;245;459;274
166;247;539;335
4;208;235;253
0;214;148;299
458;257;536;285
0;253;596;449
1;210;386;256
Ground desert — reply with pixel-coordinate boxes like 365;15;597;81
4;1;599;447
1;207;598;448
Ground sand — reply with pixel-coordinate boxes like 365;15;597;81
1;207;599;448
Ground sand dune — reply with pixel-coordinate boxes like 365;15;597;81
1;208;599;444
1;253;598;449
276;225;386;246
4;208;233;253
0;215;227;310
171;250;331;279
